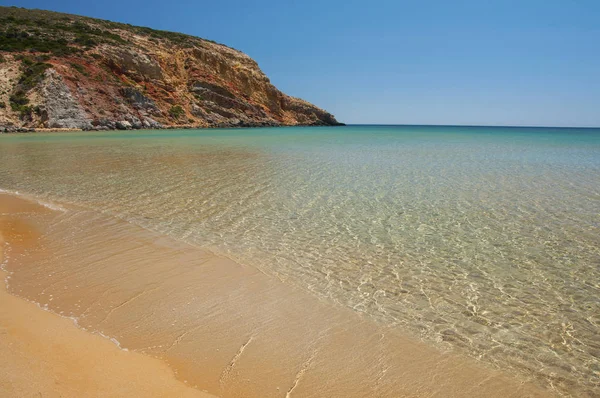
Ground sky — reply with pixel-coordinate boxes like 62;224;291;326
2;0;599;127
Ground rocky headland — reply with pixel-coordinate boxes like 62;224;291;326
0;7;342;132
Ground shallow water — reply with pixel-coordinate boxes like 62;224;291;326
0;193;550;398
1;125;599;396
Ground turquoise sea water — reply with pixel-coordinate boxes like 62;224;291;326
1;125;599;395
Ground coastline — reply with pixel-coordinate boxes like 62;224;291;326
0;192;553;397
0;123;346;134
0;194;216;398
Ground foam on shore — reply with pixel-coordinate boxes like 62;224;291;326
0;188;67;212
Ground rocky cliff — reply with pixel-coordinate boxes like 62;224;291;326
0;7;342;131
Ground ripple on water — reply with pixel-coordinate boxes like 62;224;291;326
0;125;599;396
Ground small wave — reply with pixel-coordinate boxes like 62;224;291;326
13;285;130;353
0;188;67;212
97;331;129;351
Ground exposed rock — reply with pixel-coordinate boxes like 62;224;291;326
282;96;342;126
120;87;160;114
115;120;132;130
143;117;163;129
105;48;163;81
0;7;342;130
191;81;236;99
0;125;35;133
39;69;92;130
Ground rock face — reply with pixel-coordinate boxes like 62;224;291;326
40;69;92;129
0;6;342;131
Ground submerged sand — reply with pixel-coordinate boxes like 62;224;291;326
0;193;553;397
0;194;215;397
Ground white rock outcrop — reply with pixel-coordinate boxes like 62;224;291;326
41;69;92;130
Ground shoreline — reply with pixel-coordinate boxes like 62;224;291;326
0;194;216;398
2;123;595;135
0;192;553;397
0;123;346;134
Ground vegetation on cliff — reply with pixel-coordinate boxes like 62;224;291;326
0;6;342;131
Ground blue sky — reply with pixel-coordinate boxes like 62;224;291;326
2;0;599;127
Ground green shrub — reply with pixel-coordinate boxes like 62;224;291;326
0;14;126;55
74;34;97;48
18;61;51;91
0;27;76;55
9;60;52;119
69;62;88;75
169;105;185;119
0;6;235;53
9;91;28;106
9;91;32;118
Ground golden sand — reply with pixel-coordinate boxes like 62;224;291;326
0;193;553;397
0;194;215;398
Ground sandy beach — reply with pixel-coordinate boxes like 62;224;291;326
0;194;215;398
0;192;553;397
0;269;217;398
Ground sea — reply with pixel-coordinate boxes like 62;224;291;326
1;125;599;396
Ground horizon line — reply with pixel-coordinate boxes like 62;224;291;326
344;123;600;129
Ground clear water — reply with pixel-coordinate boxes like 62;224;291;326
1;125;599;395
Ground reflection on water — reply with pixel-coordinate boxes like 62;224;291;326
1;125;599;396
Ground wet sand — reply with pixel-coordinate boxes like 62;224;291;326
0;194;215;397
0;193;553;397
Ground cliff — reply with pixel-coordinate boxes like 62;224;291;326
0;7;342;131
